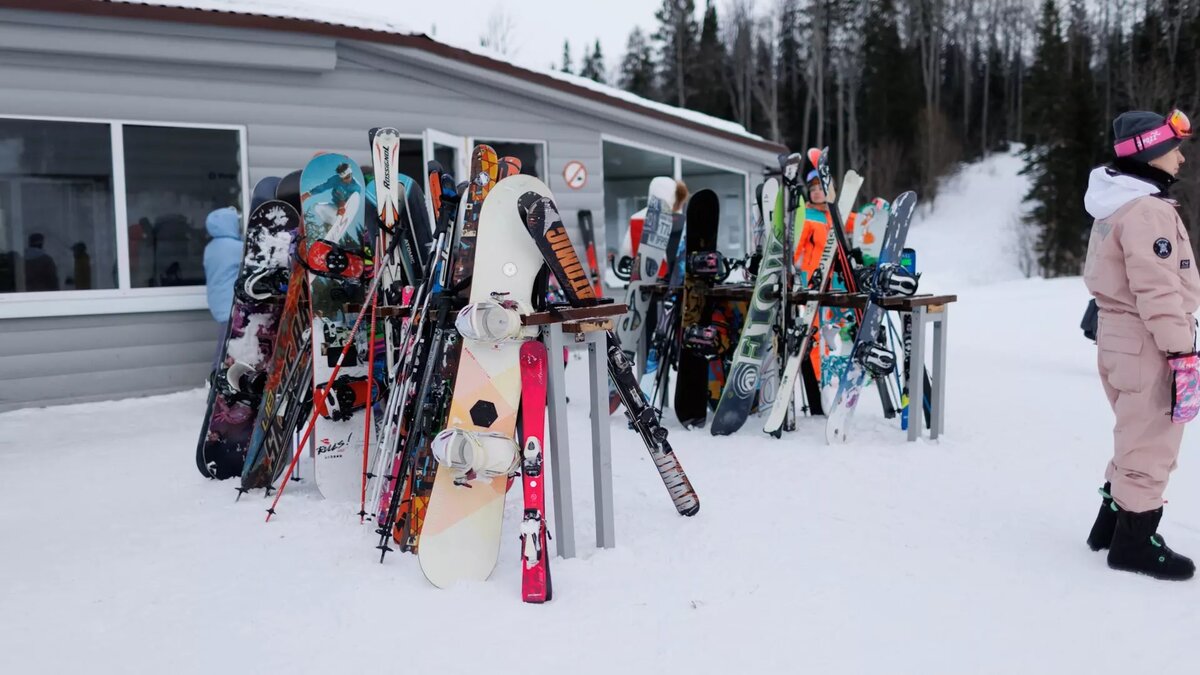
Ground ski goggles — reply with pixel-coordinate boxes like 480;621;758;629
1114;109;1192;158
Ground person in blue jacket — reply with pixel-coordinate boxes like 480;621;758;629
203;206;242;374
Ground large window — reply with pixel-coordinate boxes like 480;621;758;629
0;119;117;293
124;125;242;288
0;115;245;317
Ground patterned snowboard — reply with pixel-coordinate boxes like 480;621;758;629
196;200;301;479
299;153;376;502
417;174;548;589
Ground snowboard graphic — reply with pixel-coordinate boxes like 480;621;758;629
615;176;676;380
300;153;376;502
197;200;301;479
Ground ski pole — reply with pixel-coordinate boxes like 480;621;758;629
359;234;381;523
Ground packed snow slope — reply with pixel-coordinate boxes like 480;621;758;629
3;153;1199;674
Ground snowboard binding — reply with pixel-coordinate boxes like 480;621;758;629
683;325;722;357
216;362;265;404
314;374;374;422
431;427;520;486
865;262;920;298
236;268;290;304
300;239;371;280
454;296;532;342
608;250;633;284
687;251;733;282
853;341;897;377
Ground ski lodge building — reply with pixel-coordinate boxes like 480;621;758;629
0;0;783;411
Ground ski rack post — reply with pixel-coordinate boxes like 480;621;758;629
522;302;628;557
902;297;950;442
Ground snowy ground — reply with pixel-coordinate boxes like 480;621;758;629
4;154;1200;673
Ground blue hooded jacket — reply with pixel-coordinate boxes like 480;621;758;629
203;206;243;323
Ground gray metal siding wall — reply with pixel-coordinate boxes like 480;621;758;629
0;8;774;411
0;310;214;411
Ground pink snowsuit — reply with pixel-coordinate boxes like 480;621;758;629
1084;166;1200;512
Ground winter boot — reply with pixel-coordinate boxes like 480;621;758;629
1107;507;1195;581
1086;482;1118;551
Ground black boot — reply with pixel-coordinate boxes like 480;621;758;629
1086;482;1117;551
1107;507;1195;581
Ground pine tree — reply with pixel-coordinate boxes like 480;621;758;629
691;0;731;119
580;40;607;84
561;40;573;75
1022;0;1099;277
653;0;700;106
620;27;658;100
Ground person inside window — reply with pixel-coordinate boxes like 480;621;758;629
24;233;58;291
1083;109;1199;580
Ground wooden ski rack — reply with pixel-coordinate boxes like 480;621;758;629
645;281;955;442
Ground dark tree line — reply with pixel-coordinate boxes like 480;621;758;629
607;0;1200;277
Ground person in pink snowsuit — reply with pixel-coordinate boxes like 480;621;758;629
1083;109;1200;580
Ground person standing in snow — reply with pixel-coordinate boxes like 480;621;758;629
1083;109;1200;580
203;206;243;375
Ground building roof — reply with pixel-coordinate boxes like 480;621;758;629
2;0;786;153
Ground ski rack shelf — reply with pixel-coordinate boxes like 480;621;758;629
522;302;629;558
650;283;956;442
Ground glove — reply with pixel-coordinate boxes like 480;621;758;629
1168;352;1200;424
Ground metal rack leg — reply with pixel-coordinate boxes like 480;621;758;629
589;331;615;549
907;307;926;442
544;324;576;559
932;308;948;439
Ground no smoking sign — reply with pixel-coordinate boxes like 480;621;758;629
562;160;588;190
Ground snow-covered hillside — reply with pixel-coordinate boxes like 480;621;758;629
907;146;1034;292
3;152;1198;674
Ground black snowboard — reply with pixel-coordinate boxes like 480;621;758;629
674;189;720;427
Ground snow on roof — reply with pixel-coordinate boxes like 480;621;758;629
109;0;766;144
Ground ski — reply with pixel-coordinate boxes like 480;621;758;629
519;339;552;603
519;191;700;517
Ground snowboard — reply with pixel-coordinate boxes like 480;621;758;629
577;209;604;297
674;188;720;427
299;153;376;502
519;339;552;603
519;192;700;517
196;199;301;479
639;207;687;405
252;176;282;212
855;198;890;264
826;191;918;443
417;174;546;589
711;178;785;436
241;258;312;492
615;176;676;381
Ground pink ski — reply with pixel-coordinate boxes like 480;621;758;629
519;340;552;603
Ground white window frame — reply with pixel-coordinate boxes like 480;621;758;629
0;113;249;319
467;136;549;181
600;134;753;248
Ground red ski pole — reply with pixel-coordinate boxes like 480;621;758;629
266;257;383;523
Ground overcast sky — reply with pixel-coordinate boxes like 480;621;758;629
354;0;663;76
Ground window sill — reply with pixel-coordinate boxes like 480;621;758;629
0;287;209;319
